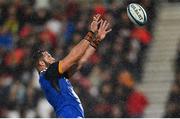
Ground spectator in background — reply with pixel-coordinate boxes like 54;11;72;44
164;40;180;118
0;27;13;51
126;88;149;117
0;0;8;25
4;5;19;34
116;70;148;117
164;82;180;118
129;26;152;82
165;41;180;117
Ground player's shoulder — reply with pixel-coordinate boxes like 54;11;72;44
45;62;61;80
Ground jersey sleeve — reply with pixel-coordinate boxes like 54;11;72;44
58;61;69;78
58;61;63;74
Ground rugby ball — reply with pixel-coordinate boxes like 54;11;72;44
127;3;147;26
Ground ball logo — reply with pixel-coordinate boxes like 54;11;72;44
127;3;147;26
131;4;143;21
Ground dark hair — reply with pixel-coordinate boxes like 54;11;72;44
32;49;45;66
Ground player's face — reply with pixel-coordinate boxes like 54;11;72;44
42;51;55;66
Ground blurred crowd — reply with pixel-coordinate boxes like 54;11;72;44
164;41;180;118
0;0;158;117
164;0;180;113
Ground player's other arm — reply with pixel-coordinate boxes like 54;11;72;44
58;15;100;74
66;19;112;77
77;46;96;70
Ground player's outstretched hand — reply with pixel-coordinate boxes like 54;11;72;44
90;14;101;33
97;20;112;40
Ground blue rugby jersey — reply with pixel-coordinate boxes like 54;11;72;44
39;62;84;118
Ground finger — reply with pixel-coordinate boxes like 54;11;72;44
102;20;107;28
105;22;110;30
95;14;99;17
105;28;112;34
95;14;99;18
99;19;104;29
96;14;101;21
93;15;97;21
93;16;97;21
93;14;100;21
98;18;102;24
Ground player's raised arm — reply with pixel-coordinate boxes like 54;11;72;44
77;19;112;70
58;14;101;74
